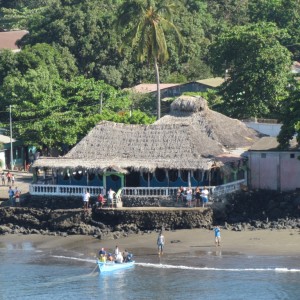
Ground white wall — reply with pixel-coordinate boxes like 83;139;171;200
249;151;300;191
0;150;6;169
244;122;282;137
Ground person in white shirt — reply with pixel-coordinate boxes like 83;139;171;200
107;188;115;208
201;187;209;207
83;190;90;210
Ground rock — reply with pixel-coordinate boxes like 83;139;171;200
0;225;12;234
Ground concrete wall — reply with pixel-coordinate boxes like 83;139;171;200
249;151;300;191
0;150;6;169
244;122;282;137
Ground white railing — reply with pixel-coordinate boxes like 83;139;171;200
122;186;216;197
122;187;177;197
29;184;104;196
29;180;246;198
211;179;246;197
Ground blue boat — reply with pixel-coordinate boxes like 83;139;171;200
97;260;135;273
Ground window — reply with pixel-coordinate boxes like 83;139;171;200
142;172;153;182
73;171;83;180
180;170;188;182
168;169;178;182
290;153;295;159
155;169;166;182
192;170;201;181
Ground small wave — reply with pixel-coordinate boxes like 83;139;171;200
51;257;300;273
136;263;300;273
275;268;300;273
52;255;95;263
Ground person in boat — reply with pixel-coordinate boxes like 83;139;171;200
114;245;119;257
99;247;106;257
107;252;114;261
157;231;165;256
115;252;124;263
123;249;133;262
123;249;129;261
99;254;107;262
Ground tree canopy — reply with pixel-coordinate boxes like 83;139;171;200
209;22;292;119
1;0;300;149
277;82;300;148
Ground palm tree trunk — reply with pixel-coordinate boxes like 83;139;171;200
154;57;161;120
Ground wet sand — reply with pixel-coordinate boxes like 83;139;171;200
1;228;299;258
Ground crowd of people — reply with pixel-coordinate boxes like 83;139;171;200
176;186;210;207
82;188;117;210
98;245;133;264
1;171;15;186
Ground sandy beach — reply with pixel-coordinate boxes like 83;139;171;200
1;228;299;258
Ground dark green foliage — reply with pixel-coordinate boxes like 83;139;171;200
1;0;300;149
209;22;292;119
277;82;300;148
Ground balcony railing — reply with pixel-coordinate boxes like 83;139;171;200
29;184;104;196
29;179;246;198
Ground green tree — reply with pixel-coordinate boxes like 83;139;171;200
277;83;300;148
0;50;18;86
116;0;182;119
0;0;54;30
209;22;292;119
248;0;300;61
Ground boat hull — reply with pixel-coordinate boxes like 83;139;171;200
97;260;135;273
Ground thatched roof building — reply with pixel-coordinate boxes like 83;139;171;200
33;96;259;173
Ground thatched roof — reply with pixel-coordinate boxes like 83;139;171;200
33;96;260;172
157;96;259;149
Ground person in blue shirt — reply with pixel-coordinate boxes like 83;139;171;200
8;186;14;206
214;226;221;246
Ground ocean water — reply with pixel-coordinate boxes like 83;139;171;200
0;240;299;300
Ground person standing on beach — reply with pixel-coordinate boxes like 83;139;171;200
214;226;221;246
157;231;165;256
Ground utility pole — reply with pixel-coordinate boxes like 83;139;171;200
9;105;14;170
99;92;103;114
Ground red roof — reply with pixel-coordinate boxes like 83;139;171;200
0;30;28;52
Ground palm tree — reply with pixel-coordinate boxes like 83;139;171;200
116;0;182;119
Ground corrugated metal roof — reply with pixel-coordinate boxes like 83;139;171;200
250;136;299;151
0;30;28;52
130;83;180;93
0;134;16;144
196;77;225;87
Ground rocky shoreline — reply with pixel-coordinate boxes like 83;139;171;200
0;190;299;239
